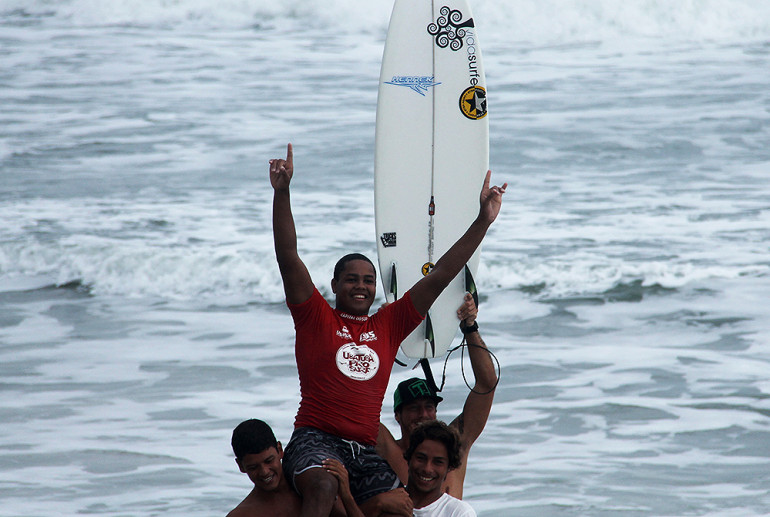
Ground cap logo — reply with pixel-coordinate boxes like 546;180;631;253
408;380;433;398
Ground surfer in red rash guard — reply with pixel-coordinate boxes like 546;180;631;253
269;143;505;517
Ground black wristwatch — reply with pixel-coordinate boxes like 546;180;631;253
460;321;479;335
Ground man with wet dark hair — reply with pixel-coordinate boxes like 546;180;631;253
334;253;375;282
227;419;301;517
404;421;476;517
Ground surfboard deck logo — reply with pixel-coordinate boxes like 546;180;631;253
385;76;441;96
459;85;487;119
427;6;475;51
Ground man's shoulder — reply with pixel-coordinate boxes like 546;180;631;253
371;290;421;324
226;501;255;517
226;506;249;517
416;493;476;517
226;489;301;517
288;287;334;323
439;493;476;516
227;502;301;517
287;285;324;308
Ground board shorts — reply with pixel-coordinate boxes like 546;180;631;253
283;426;402;504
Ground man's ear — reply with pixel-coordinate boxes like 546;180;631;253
236;458;246;474
276;441;284;459
330;278;338;294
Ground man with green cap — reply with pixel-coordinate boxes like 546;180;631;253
377;293;497;499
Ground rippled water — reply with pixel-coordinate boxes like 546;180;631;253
2;1;770;515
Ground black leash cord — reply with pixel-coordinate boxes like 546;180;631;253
437;337;501;395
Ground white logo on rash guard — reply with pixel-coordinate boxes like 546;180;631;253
336;343;380;381
336;325;352;340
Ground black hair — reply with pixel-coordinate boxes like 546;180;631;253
404;420;462;470
231;419;278;460
333;253;376;281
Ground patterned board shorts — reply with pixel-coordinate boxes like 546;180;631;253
282;426;402;504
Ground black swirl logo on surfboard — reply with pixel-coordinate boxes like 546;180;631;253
427;6;475;51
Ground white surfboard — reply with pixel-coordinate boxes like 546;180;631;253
374;0;489;358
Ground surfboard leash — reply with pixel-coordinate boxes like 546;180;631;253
408;339;501;396
440;337;501;395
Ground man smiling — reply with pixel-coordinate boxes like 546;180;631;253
269;143;505;516
227;419;301;517
405;421;476;516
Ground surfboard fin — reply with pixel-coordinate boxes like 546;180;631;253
424;313;436;358
389;262;398;300
464;265;479;308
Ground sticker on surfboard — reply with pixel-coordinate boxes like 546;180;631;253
427;6;475;51
459;85;487;119
381;232;397;247
384;76;441;96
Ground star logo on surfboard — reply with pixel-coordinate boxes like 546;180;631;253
459;86;487;120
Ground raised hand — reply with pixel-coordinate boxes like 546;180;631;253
269;143;294;190
478;169;507;224
457;292;478;326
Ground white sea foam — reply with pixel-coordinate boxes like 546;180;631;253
2;3;770;516
2;190;767;301
3;0;770;44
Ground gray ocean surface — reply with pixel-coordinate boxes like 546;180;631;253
2;1;770;515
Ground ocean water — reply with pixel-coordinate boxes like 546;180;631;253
2;0;770;515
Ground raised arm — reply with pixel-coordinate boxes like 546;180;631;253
271;143;314;304
409;170;506;316
376;423;408;484
451;293;497;449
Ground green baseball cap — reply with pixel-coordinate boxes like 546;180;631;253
394;377;443;412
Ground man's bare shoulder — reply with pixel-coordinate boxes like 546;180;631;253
226;489;301;517
226;504;252;517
